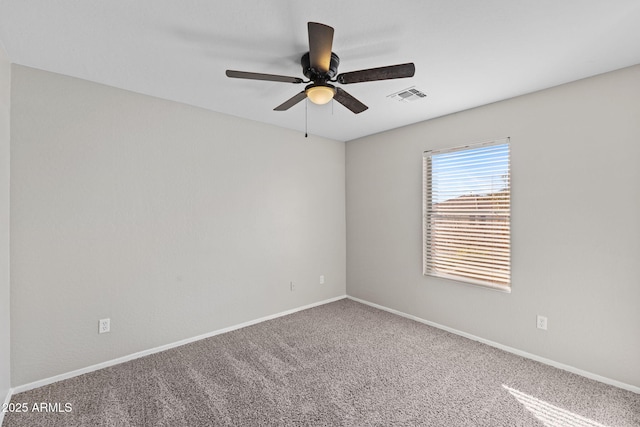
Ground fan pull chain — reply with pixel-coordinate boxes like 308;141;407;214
305;99;308;138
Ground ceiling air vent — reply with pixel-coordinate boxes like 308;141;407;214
388;86;427;102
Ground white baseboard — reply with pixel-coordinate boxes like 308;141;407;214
12;293;638;398
12;295;347;395
1;387;14;426
347;295;640;395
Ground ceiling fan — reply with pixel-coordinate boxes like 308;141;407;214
226;22;415;114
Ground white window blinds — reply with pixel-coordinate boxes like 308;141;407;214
423;139;511;291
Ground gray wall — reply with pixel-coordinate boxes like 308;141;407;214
0;43;11;403
346;65;640;388
8;61;640;390
10;66;346;386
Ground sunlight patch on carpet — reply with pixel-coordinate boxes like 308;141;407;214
503;385;608;427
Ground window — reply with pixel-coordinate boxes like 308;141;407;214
423;138;511;291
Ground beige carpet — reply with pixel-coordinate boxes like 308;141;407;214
4;299;639;426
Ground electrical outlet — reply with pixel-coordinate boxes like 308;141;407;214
319;275;325;285
536;315;548;330
99;318;110;334
290;281;295;291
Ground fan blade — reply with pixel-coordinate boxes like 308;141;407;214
274;91;307;111
333;88;368;114
226;70;303;84
308;22;334;73
337;63;415;84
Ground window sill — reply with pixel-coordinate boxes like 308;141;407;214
424;271;511;293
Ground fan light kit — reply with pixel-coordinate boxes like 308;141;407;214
305;84;336;105
226;22;416;114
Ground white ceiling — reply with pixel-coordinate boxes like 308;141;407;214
1;1;639;142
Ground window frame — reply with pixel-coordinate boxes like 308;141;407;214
423;138;511;292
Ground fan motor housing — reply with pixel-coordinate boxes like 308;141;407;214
301;52;340;81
